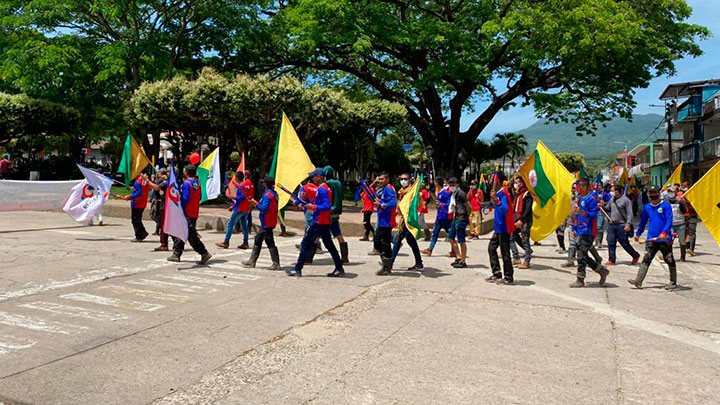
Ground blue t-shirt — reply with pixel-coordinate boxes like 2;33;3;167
636;201;674;243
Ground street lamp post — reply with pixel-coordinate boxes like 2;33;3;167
425;145;435;179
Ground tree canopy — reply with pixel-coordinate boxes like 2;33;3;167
0;92;79;144
234;0;708;174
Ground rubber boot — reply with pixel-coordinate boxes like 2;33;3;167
340;242;349;264
376;257;393;276
242;245;261;268
305;243;317;264
666;265;678;290
424;229;431;241
267;247;281;270
680;246;686;262
628;263;649;289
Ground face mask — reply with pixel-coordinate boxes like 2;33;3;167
443;184;450;190
449;186;458;193
400;179;409;187
513;183;519;191
470;185;476;189
650;194;660;201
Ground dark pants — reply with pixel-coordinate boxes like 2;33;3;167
172;218;208;258
513;222;533;264
686;216;698;250
374;226;393;259
131;208;148;240
253;227;276;252
577;234;599;279
158;209;167;246
391;223;423;266
294;223;343;273
606;223;639;263
362;211;375;238
638;241;677;284
488;232;513;281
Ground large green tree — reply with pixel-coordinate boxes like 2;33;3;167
233;0;708;174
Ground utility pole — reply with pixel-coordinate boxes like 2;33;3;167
666;101;676;169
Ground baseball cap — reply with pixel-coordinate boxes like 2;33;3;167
308;167;326;177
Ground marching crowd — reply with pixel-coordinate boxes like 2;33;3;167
118;163;699;291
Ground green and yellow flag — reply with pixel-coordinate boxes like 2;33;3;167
269;113;315;209
663;162;683;190
519;141;575;241
118;133;151;188
683;161;720;246
198;147;221;203
398;174;424;238
617;166;629;187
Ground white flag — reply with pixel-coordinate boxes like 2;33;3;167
63;180;106;224
163;164;188;242
77;164;113;194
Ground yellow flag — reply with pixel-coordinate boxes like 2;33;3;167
663;162;683;190
618;166;629;187
398;174;423;238
518;141;575;241
683;161;720;246
269;113;314;209
119;133;151;188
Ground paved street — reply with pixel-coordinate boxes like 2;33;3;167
1;211;719;404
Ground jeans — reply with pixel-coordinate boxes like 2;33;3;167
686;216;698;250
595;214;606;245
510;239;521;260
131;208;148;240
362;211;375;238
294;223;343;273
576;234;599;279
606;223;639;263
428;218;452;251
374;226;393;258
391;223;423;266
488;233;513;281
172;218;208;258
469;210;482;236
448;220;468;244
243;208;254;232
513;222;533;264
672;224;686;247
224;210;249;244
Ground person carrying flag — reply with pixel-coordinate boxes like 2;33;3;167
468;179;483;240
595;184;612;248
390;173;424;271
324;166;349;264
486;182;515;285
417;183;432;241
167;165;212;264
287;168;345;277
242;170;255;234
420;177;452;257
242;176;281;270
354;177;376;242
570;178;609;288
512;176;534;269
374;172;397;275
216;171;252;250
150;168;169;251
123;172;153;242
628;186;678;290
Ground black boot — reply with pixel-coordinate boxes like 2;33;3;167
628;263;649;289
267;247;281;270
306;243;317;264
376;257;393;276
242;244;261;268
340;242;349;264
424;229;431;241
680;246;686;262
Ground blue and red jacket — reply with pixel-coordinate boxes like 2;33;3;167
376;184;397;228
575;193;598;236
181;178;202;218
636;201;673;243
130;176;150;209
493;188;515;234
311;183;332;225
226;180;249;213
436;188;451;220
257;189;279;229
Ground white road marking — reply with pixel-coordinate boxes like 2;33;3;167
530;286;720;356
0;251;246;302
127;279;218;294
49;230;93;235
187;269;260;281
60;293;165;312
160;274;243;287
210;262;276;274
19;301;128;322
0;311;88;335
98;285;191;302
0;335;36;355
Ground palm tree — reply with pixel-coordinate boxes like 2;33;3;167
505;133;529;169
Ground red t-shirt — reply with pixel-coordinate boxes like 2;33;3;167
468;188;483;211
418;188;429;213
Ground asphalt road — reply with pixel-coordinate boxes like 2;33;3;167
1;211;719;404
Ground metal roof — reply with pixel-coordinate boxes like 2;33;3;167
659;79;720;100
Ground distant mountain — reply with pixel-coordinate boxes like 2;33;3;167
518;114;665;158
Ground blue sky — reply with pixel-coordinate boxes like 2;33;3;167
471;0;720;139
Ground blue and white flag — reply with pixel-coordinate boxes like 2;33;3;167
163;164;188;242
63;165;113;224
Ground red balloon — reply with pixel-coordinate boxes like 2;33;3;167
189;152;200;165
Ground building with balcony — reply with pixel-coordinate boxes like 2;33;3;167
660;79;720;183
626;138;683;187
